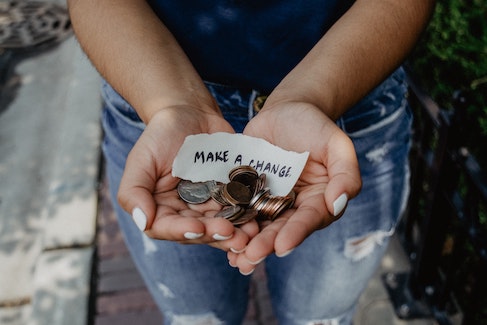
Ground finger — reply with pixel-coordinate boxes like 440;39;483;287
202;210;259;243
147;211;206;241
147;207;240;242
225;222;261;269
208;227;251;253
236;216;288;267
202;215;236;241
221;219;260;252
273;203;326;255
237;219;260;239
204;218;258;251
227;250;239;268
233;258;256;276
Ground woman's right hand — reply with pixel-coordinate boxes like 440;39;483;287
117;106;260;253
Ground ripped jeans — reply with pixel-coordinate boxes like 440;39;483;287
101;67;411;325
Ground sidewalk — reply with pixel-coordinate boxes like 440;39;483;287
0;7;436;324
0;28;102;325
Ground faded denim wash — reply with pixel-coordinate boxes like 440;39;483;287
101;67;411;325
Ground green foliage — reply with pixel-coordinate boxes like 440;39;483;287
409;0;487;156
408;3;487;321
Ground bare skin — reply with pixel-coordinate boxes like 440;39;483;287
68;0;435;274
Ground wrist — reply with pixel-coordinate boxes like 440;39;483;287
264;84;342;121
138;95;220;125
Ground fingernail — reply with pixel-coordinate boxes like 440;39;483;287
240;268;255;276
213;233;233;241
333;193;348;217
184;232;204;240
230;247;246;254
132;207;147;231
276;248;294;258
247;256;265;265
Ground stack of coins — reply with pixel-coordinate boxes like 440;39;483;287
213;206;259;226
249;188;295;221
176;165;295;225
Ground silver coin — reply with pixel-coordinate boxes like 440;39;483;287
177;180;211;204
214;205;243;219
249;188;270;209
253;173;266;196
210;183;230;206
232;209;259;226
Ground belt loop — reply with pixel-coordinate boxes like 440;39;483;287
249;90;268;119
252;93;268;114
336;116;346;132
248;90;258;120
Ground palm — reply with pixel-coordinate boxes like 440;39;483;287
118;107;258;250
230;102;361;272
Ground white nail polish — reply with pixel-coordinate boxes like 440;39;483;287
184;232;204;240
213;233;233;241
276;248;294;258
239;268;255;276
230;247;246;254
333;193;348;217
247;256;265;265
132;207;147;231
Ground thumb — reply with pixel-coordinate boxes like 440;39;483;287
117;149;158;232
324;135;362;218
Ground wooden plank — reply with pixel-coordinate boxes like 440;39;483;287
97;289;158;315
94;310;163;325
97;270;146;293
98;255;137;275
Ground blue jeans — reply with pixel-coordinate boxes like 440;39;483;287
101;68;411;325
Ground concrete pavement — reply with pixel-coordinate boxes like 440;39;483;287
0;13;102;324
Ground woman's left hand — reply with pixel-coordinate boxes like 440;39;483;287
229;101;362;274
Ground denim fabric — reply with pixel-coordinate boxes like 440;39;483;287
101;67;411;325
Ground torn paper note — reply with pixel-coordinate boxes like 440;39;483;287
172;133;309;196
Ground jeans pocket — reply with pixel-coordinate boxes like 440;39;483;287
101;81;144;125
101;81;145;167
340;67;408;136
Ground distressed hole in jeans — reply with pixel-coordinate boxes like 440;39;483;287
156;282;175;299
171;312;224;325
365;142;392;164
344;229;394;261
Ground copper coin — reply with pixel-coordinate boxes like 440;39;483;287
223;181;252;206
229;166;259;188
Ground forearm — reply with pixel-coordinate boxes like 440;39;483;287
265;0;435;120
67;0;217;123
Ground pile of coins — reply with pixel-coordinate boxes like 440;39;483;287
177;165;295;226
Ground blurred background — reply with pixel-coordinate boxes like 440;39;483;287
0;0;485;324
